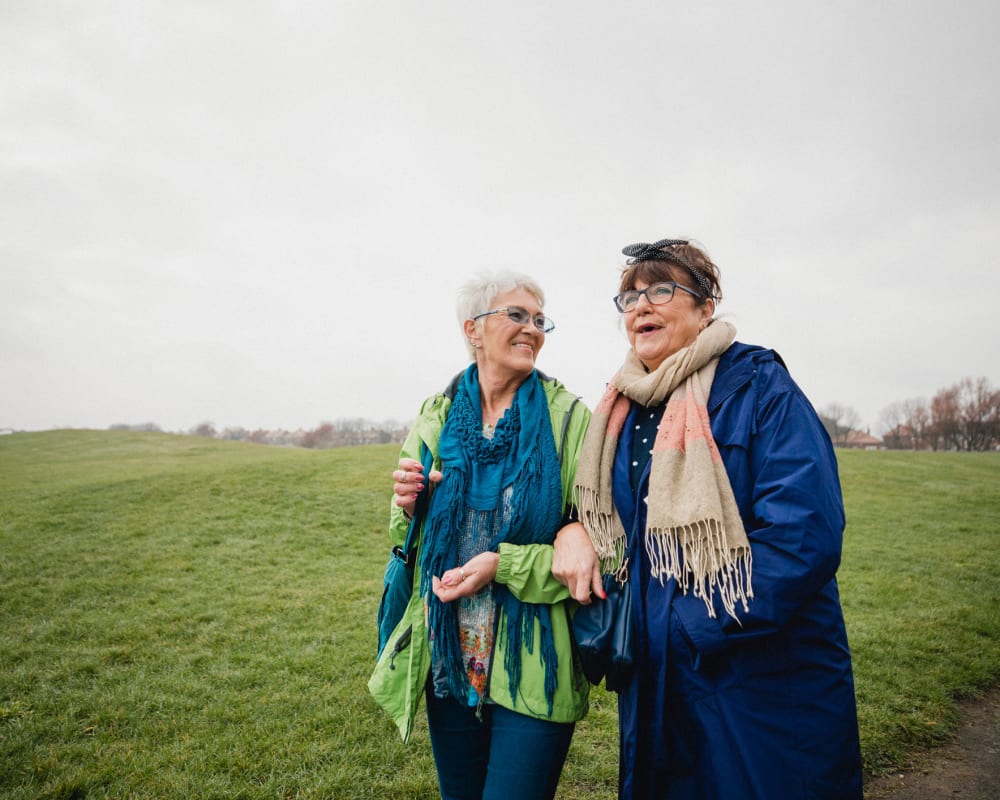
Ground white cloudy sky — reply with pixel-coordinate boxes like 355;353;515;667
3;1;997;435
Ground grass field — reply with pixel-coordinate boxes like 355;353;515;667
1;431;998;799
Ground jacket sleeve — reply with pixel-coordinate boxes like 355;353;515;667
672;367;846;657
493;390;590;605
495;543;572;604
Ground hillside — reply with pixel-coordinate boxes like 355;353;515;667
1;431;998;798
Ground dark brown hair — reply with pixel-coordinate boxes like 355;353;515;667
618;242;722;306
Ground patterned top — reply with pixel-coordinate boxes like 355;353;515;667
454;498;505;703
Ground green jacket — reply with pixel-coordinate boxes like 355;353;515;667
367;370;592;742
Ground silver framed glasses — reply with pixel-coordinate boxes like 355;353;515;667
613;281;702;313
473;306;555;333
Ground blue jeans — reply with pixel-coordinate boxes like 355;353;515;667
425;689;575;800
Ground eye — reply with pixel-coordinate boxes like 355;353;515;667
650;283;675;298
506;307;529;324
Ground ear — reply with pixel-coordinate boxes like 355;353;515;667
463;318;480;348
699;298;716;329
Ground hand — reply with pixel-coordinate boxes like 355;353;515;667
432;551;500;603
552;522;605;604
393;457;443;518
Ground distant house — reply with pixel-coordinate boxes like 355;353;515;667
881;424;929;450
842;429;883;450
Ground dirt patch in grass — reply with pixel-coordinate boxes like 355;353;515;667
864;688;1000;800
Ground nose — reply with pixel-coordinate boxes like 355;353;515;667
634;288;654;310
520;314;545;334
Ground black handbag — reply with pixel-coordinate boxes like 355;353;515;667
376;443;433;658
572;568;635;692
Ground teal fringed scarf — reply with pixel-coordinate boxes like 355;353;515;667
421;365;564;712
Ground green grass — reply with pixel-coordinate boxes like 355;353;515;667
1;432;998;798
837;449;1000;775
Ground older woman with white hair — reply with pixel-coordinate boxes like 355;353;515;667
369;271;591;800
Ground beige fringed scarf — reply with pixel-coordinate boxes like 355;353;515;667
575;320;753;621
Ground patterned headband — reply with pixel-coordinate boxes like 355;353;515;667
621;238;714;299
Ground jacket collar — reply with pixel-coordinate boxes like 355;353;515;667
708;342;786;414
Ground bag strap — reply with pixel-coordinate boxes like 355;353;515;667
558;396;580;462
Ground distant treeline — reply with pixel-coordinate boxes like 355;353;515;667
106;375;999;454
109;419;410;449
814;376;999;452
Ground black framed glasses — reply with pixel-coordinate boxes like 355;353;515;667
613;281;702;313
473;306;555;333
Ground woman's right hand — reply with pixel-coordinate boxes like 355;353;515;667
392;457;442;519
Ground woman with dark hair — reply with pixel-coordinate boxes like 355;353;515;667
553;238;863;800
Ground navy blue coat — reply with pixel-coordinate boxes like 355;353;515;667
614;342;863;800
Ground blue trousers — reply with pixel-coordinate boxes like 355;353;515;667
425;689;575;800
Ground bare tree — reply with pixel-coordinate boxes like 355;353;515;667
958;377;1000;451
820;403;862;447
930;377;1000;451
879;398;931;449
898;378;1000;451
930;386;961;450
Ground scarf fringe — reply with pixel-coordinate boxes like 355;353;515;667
577;487;630;581
645;519;753;620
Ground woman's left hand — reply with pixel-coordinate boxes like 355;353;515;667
432;551;500;603
552;522;605;604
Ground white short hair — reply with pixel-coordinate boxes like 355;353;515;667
456;271;546;359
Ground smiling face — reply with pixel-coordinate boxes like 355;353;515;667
465;288;546;383
625;270;714;372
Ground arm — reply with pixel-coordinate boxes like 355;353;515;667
495;542;573;603
550;393;605;602
674;381;846;657
431;543;574;605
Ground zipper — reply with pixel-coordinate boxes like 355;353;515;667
388;625;412;670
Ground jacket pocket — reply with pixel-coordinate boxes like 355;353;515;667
368;595;430;744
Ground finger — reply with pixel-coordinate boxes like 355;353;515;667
572;576;593;605
428;469;444;484
592;566;607;600
434;585;461;603
439;567;464;587
432;575;467;603
393;470;425;494
394;496;417;515
393;458;427;488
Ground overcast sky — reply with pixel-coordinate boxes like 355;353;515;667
3;1;997;436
